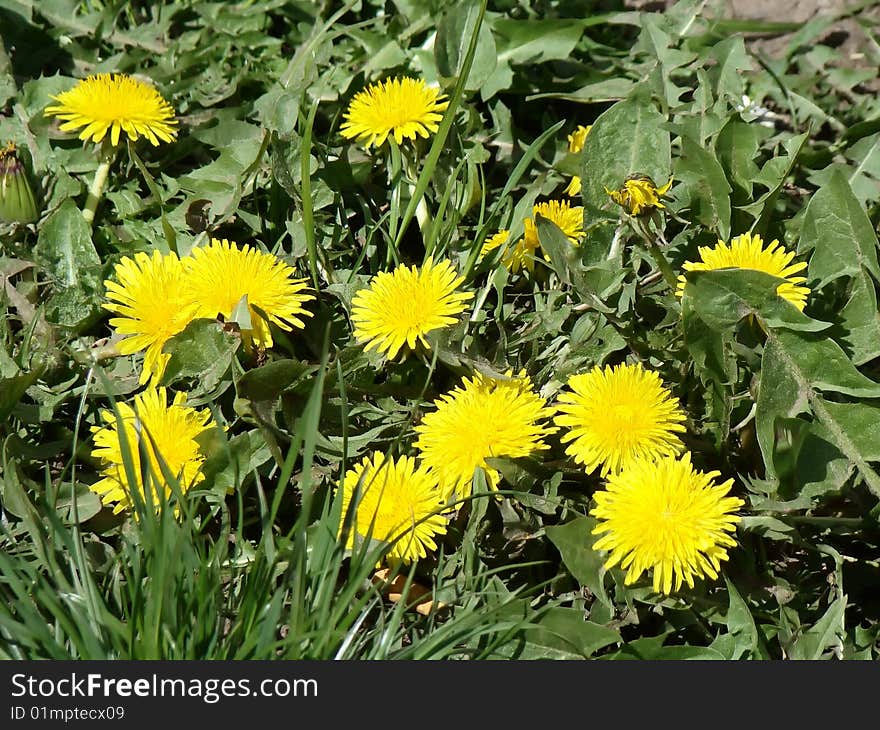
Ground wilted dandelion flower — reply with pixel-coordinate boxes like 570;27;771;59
555;362;686;477
103;250;198;385
564;124;591;197
44;73;177;147
606;175;673;216
676;232;810;311
591;452;744;595
414;370;558;502
182;238;314;350
340;77;449;149
351;257;473;360
90;388;216;514
338;451;447;565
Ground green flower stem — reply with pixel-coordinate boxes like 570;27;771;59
634;217;677;290
82;143;116;227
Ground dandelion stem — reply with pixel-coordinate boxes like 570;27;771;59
634;218;677;290
82;144;116;227
646;241;678;290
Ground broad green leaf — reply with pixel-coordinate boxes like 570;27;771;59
545;515;611;608
838;276;880;365
0;367;43;422
724;576;759;660
681;293;735;444
677;135;732;239
579;93;671;218
179;120;267;223
680;268;829;333
161;319;240;397
236;359;317;403
33;199;102;330
787;596;846;660
740;132;808;231
799;169;880;288
435;3;496;92
709;36;751;103
715;117;763;199
199;430;274;495
503;605;620;659
535;214;575;286
756;328;880;494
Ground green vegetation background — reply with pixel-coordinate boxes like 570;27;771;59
2;0;880;659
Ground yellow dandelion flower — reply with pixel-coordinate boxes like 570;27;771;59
591;452;744;595
414;370;558;502
482;200;584;273
338;451;448;565
90;388;216;514
567;125;592;154
340;77;449;149
479;229;510;258
526;199;584;244
555;362;686;477
44;73;177;147
182;238;314;350
676;232;810;311
605;175;673;216
564;175;582;197
564;124;591;197
103;250;199;385
351;257;473;360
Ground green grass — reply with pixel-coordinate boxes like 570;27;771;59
3;0;880;660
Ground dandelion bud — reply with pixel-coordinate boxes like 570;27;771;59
0;143;39;224
605;174;673;217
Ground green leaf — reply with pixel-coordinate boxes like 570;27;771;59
680;268;829;333
503;605;620;659
724;576;759;660
756;328;880;494
435;2;496;92
579;93;671;219
799;169;880;288
33;199;102;330
535;214;576;286
0;367;43;422
838;276;880;365
787;596;846;660
545;515;611;608
715;118;763;199
681;294;735;444
236;358;317;403
179;120;267;223
739;132;808;231
677;135;732;239
160;319;240;397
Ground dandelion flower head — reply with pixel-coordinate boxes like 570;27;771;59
340;77;449;149
605;175;673;216
338;451;447;565
414;370;558;502
351;257;473;360
676;232;810;311
564;124;591;197
182;238;314;350
591;452;744;595
554;362;686;477
44;73;177;147
90;388;216;514
103;250;199;385
482;199;583;273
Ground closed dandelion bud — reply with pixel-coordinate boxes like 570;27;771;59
0;143;39;224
